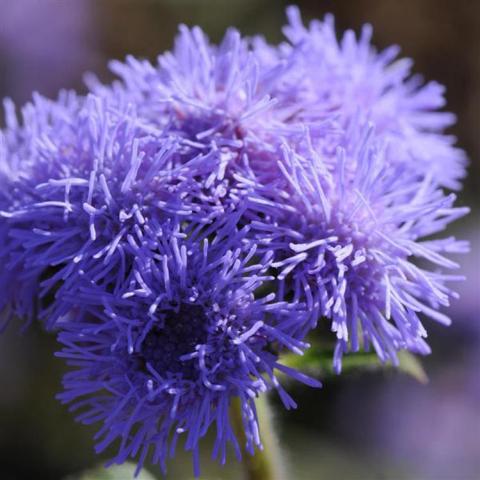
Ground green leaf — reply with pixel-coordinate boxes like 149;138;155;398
279;348;428;383
396;350;429;384
64;463;158;480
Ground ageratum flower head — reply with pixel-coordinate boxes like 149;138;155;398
252;6;467;190
0;92;87;327
57;218;319;476
88;8;466;192
0;5;469;478
246;123;468;372
87;20;338;186
89;26;277;130
0;60;318;476
0;86;255;329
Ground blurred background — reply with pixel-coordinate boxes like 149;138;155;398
0;1;478;479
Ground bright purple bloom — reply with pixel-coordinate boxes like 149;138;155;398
56;218;319;476
0;92;86;327
95;8;467;191
0;89;250;329
86;21;338;187
87;25;284;138
0;6;469;477
0;87;320;475
252;6;467;190
245;124;468;371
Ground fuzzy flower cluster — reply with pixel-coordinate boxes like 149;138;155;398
0;6;468;476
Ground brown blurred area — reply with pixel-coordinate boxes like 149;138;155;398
0;1;479;479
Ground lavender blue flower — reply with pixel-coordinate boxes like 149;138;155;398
245;124;468;372
56;218;319;476
252;6;467;190
0;89;320;475
0;92;85;328
90;8;467;191
87;25;283;139
0;5;470;477
0;89;252;330
86;21;339;188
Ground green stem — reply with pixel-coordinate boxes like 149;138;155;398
230;395;286;480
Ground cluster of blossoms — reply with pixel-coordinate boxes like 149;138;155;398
0;7;468;476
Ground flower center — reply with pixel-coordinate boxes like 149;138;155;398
141;303;208;378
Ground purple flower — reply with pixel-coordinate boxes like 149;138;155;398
245;124;468;372
0;85;320;476
87;8;467;193
87;22;339;188
0;92;86;327
251;6;467;190
0;6;469;477
0;89;253;329
56;218;319;476
87;25;282;136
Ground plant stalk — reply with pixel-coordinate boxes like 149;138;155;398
230;395;286;480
